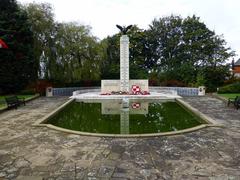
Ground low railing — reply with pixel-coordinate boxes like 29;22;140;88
52;86;199;97
150;87;199;96
52;87;100;96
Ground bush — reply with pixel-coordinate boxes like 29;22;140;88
218;82;240;93
149;79;159;86
27;80;53;95
35;80;53;95
51;80;101;88
223;78;240;86
19;89;36;95
160;80;186;87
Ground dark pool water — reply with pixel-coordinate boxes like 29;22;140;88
46;100;205;134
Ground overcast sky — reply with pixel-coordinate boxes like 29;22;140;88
18;0;240;59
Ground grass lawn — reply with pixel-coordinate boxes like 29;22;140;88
0;94;38;109
0;103;6;109
218;93;240;99
0;95;36;101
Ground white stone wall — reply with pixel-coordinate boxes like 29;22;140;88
101;80;120;93
101;79;148;93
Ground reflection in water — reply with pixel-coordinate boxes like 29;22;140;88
47;99;205;134
120;109;129;134
101;100;149;134
101;100;148;114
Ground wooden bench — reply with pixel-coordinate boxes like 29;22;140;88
236;98;240;110
228;96;240;109
5;96;25;109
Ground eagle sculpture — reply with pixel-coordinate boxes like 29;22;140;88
116;25;133;34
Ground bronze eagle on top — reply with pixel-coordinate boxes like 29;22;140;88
116;24;133;34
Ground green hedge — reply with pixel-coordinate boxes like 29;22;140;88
19;89;36;95
218;82;240;93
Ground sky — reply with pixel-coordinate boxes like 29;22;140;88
18;0;240;59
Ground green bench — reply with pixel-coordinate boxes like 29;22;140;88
5;96;26;109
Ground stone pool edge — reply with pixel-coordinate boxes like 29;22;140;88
33;98;224;138
176;98;222;126
33;98;74;126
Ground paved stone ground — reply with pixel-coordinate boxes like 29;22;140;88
0;96;240;180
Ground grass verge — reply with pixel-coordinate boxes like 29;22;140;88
217;93;240;99
0;94;39;110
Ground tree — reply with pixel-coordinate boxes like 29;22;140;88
0;0;37;93
24;3;102;84
54;22;102;83
128;26;149;79
101;25;148;79
146;15;235;90
23;3;56;79
100;34;120;79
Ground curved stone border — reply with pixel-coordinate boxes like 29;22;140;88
37;123;212;138
211;93;228;102
176;98;223;126
33;96;224;137
33;98;74;126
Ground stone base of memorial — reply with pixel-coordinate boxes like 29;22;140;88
101;79;149;94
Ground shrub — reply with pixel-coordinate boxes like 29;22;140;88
223;78;240;86
27;80;53;95
195;73;206;87
19;89;36;95
160;80;186;87
218;82;240;93
50;80;101;88
149;79;159;86
35;80;53;95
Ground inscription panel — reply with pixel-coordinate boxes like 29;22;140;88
120;35;129;92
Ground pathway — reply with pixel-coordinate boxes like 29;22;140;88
0;96;240;179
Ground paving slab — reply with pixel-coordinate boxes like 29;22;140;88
0;96;240;179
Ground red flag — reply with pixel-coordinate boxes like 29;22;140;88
0;38;8;49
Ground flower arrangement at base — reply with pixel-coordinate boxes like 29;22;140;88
100;85;150;95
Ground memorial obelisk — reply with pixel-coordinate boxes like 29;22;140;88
116;25;132;92
120;35;129;92
101;25;148;94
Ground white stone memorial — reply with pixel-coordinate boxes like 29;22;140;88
72;26;182;104
101;27;148;94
